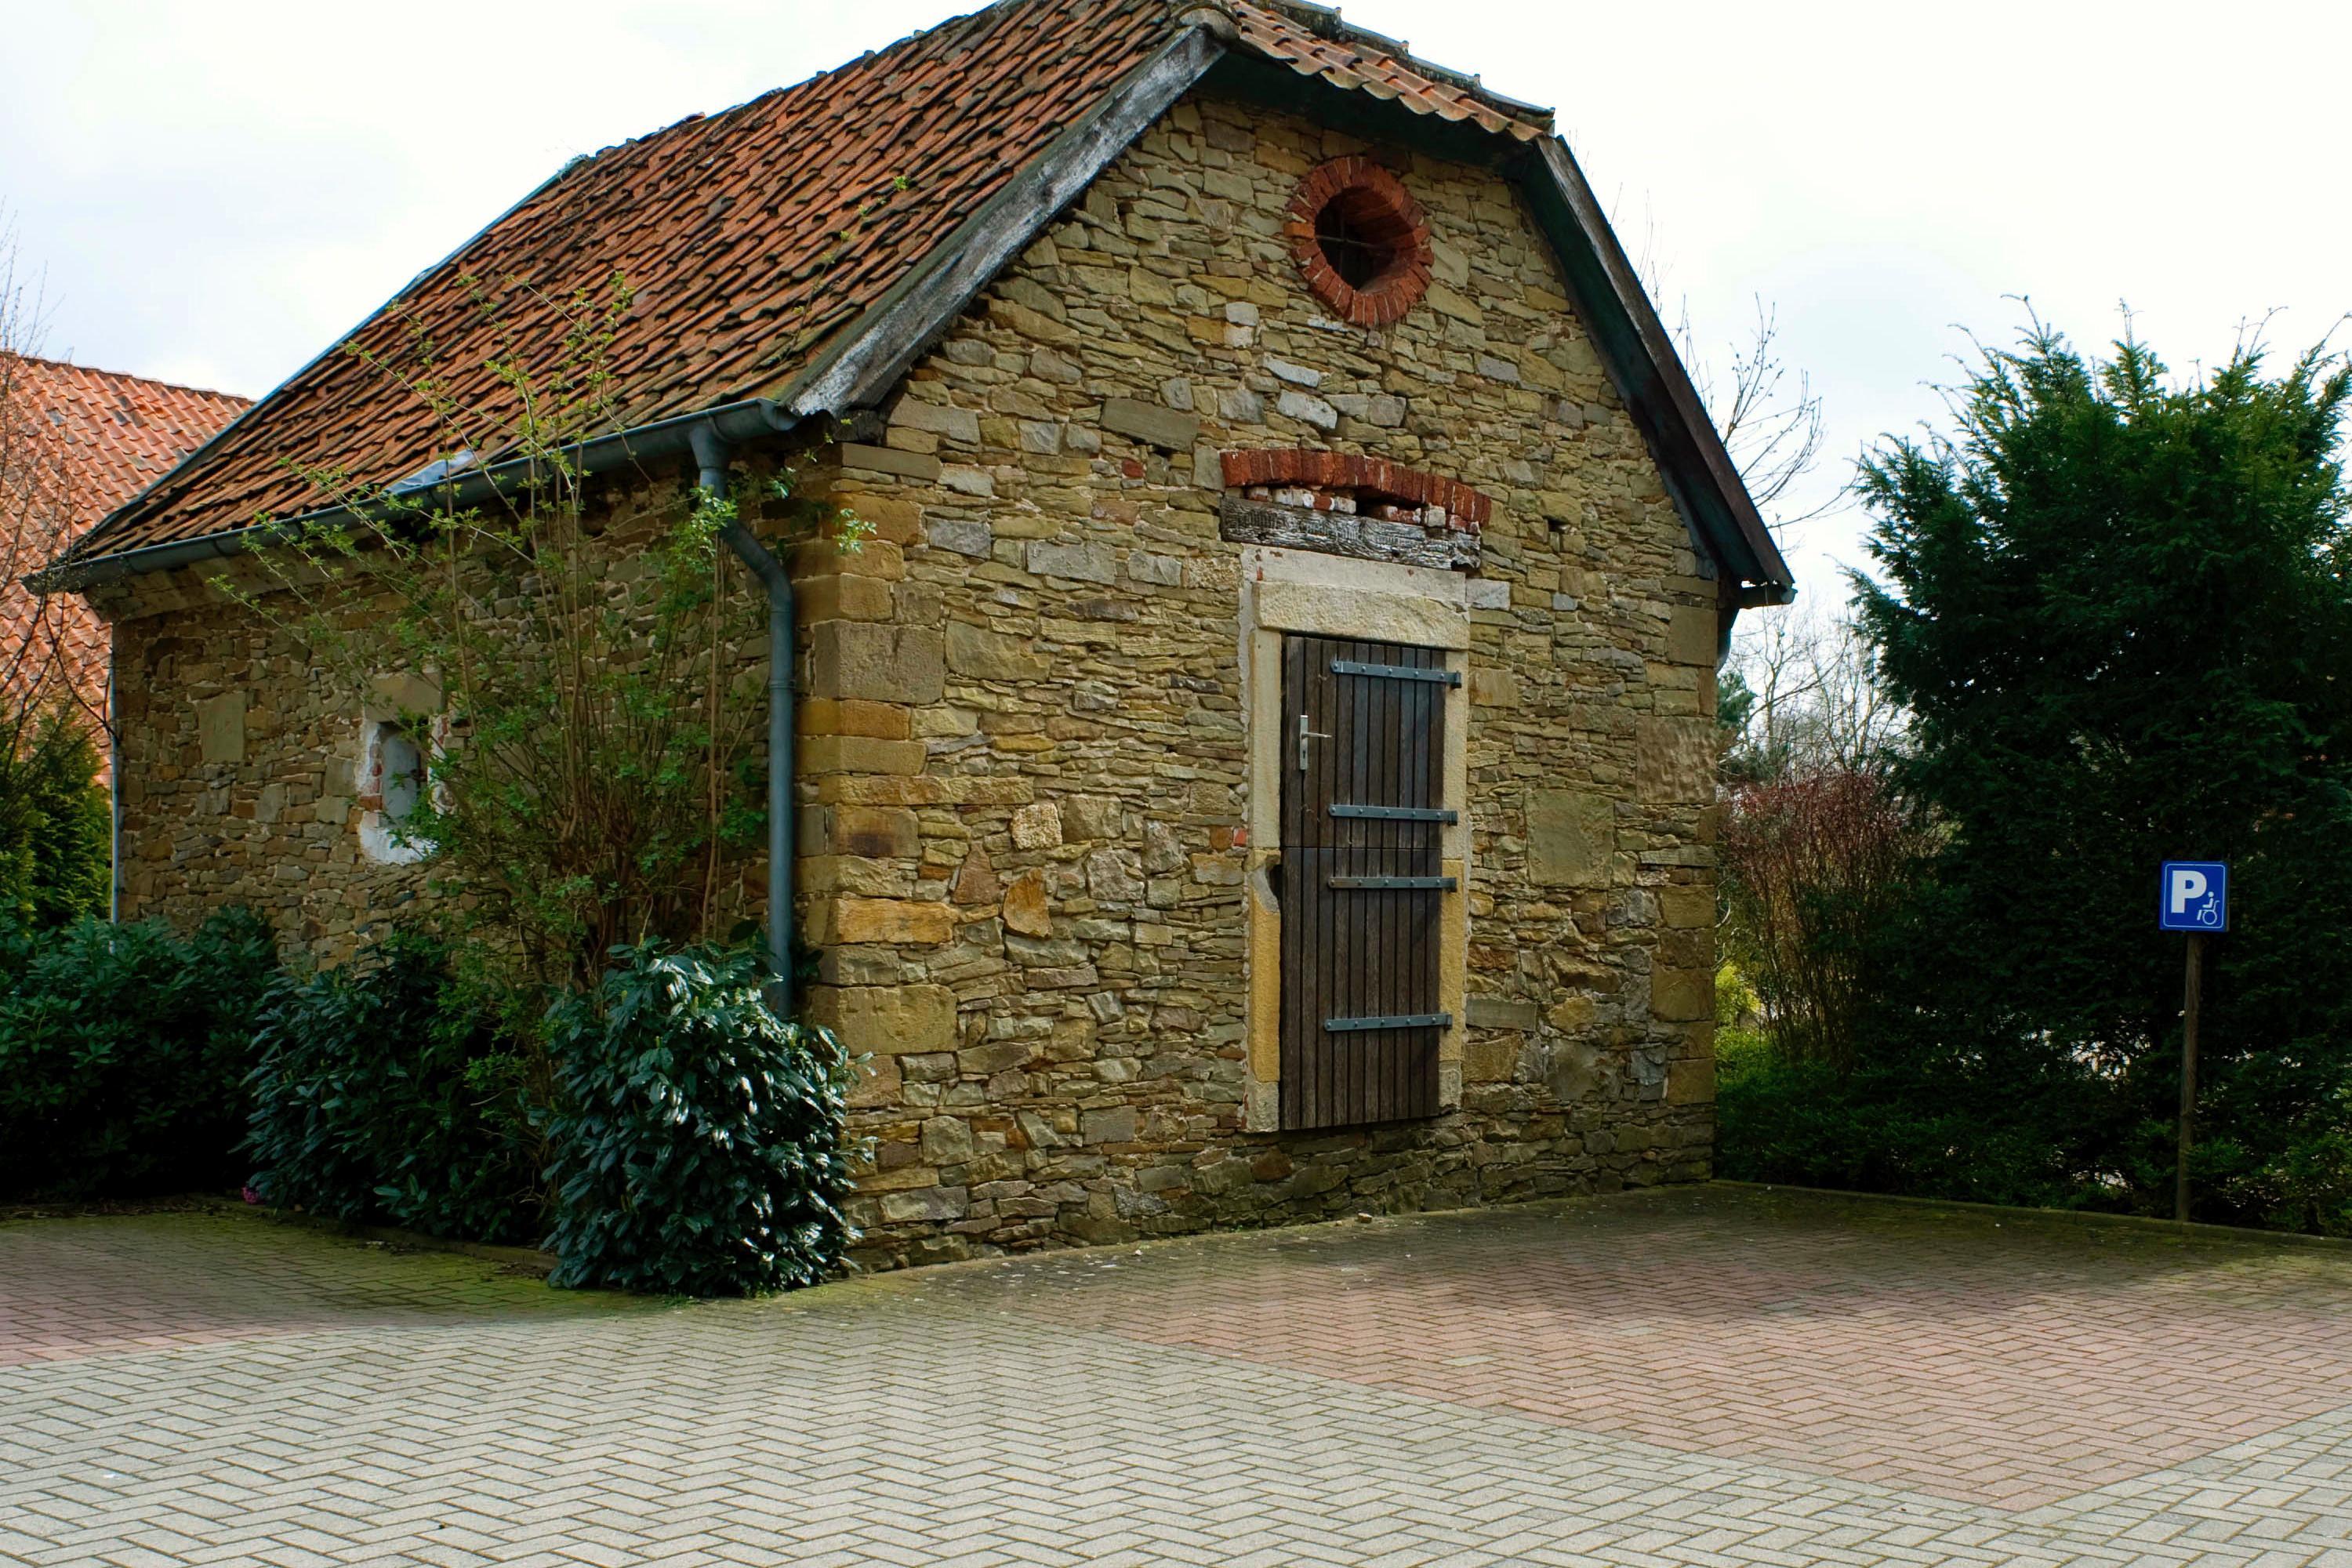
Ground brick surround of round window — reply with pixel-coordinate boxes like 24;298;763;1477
1284;157;1434;328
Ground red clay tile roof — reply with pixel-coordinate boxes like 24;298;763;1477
10;356;249;511
64;0;1577;572
1232;2;1552;141
2;354;247;717
69;0;1181;564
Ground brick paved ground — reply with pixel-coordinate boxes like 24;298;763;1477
6;1188;2352;1566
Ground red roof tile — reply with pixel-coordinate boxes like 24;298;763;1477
1230;2;1552;142
8;355;249;519
70;0;1180;563
2;354;247;719
62;0;1563;570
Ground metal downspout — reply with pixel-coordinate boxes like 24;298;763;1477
107;639;122;924
691;424;795;1015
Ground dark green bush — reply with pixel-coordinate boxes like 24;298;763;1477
245;931;545;1243
543;942;855;1295
1842;327;2352;1228
2264;1109;2352;1235
0;712;110;931
0;911;278;1198
1717;871;2148;1213
1715;1052;2130;1212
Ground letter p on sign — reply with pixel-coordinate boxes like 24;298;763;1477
2160;862;2229;932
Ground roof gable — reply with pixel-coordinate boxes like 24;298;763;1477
61;0;1789;593
75;0;1179;561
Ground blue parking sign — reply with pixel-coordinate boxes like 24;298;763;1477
2160;862;2229;932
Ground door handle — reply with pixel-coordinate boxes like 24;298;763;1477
1298;713;1331;772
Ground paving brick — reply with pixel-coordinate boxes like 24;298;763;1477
6;1192;2352;1566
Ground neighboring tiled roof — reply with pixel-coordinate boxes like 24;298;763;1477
9;356;249;513
64;0;1580;572
2;354;247;718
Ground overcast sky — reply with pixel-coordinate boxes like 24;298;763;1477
5;0;2347;594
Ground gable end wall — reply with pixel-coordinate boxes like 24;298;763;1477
808;93;1723;1269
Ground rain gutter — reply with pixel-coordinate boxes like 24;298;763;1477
32;396;806;593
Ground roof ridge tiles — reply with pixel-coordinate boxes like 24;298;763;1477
5;350;249;407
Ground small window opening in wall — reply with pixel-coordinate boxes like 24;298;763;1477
378;726;423;823
359;718;433;865
1315;184;1414;291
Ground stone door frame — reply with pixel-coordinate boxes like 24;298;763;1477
1237;546;1469;1134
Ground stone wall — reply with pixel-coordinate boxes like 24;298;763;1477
800;93;1724;1271
99;466;772;963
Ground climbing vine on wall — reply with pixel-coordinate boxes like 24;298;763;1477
226;270;863;993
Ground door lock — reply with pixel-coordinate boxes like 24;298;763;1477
1298;713;1331;772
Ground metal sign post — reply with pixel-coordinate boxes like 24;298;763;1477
2159;862;2229;1222
2176;932;2202;1224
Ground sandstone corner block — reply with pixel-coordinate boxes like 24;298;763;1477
815;898;956;948
809;623;945;705
1650;968;1714;1023
1666;604;1719;666
1668;1056;1717;1105
809;983;958;1055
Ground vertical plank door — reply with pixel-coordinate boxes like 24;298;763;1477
1279;635;1454;1130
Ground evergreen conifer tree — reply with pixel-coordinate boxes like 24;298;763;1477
1853;325;2352;1227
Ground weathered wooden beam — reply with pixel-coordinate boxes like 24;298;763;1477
788;27;1229;419
1515;137;1792;593
1219;494;1477;572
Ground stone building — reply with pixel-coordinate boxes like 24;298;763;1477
2;354;246;779
49;0;1793;1269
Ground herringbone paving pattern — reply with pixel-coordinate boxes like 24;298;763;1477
5;1189;2351;1566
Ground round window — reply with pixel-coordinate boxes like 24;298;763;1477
1315;184;1417;289
1286;158;1433;328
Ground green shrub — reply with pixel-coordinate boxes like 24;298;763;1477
245;931;545;1243
1715;923;2140;1214
543;942;855;1295
0;911;278;1198
2205;1070;2352;1237
0;712;110;931
1849;326;2352;1227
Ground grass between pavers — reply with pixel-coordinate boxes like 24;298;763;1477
13;1178;2347;1320
1;1190;562;1278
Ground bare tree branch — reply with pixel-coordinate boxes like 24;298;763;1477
1622;201;1831;535
0;208;90;757
1724;601;1906;782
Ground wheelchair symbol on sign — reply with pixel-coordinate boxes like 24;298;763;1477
2161;862;2230;934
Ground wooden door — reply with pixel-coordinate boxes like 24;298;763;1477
1279;635;1455;1130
